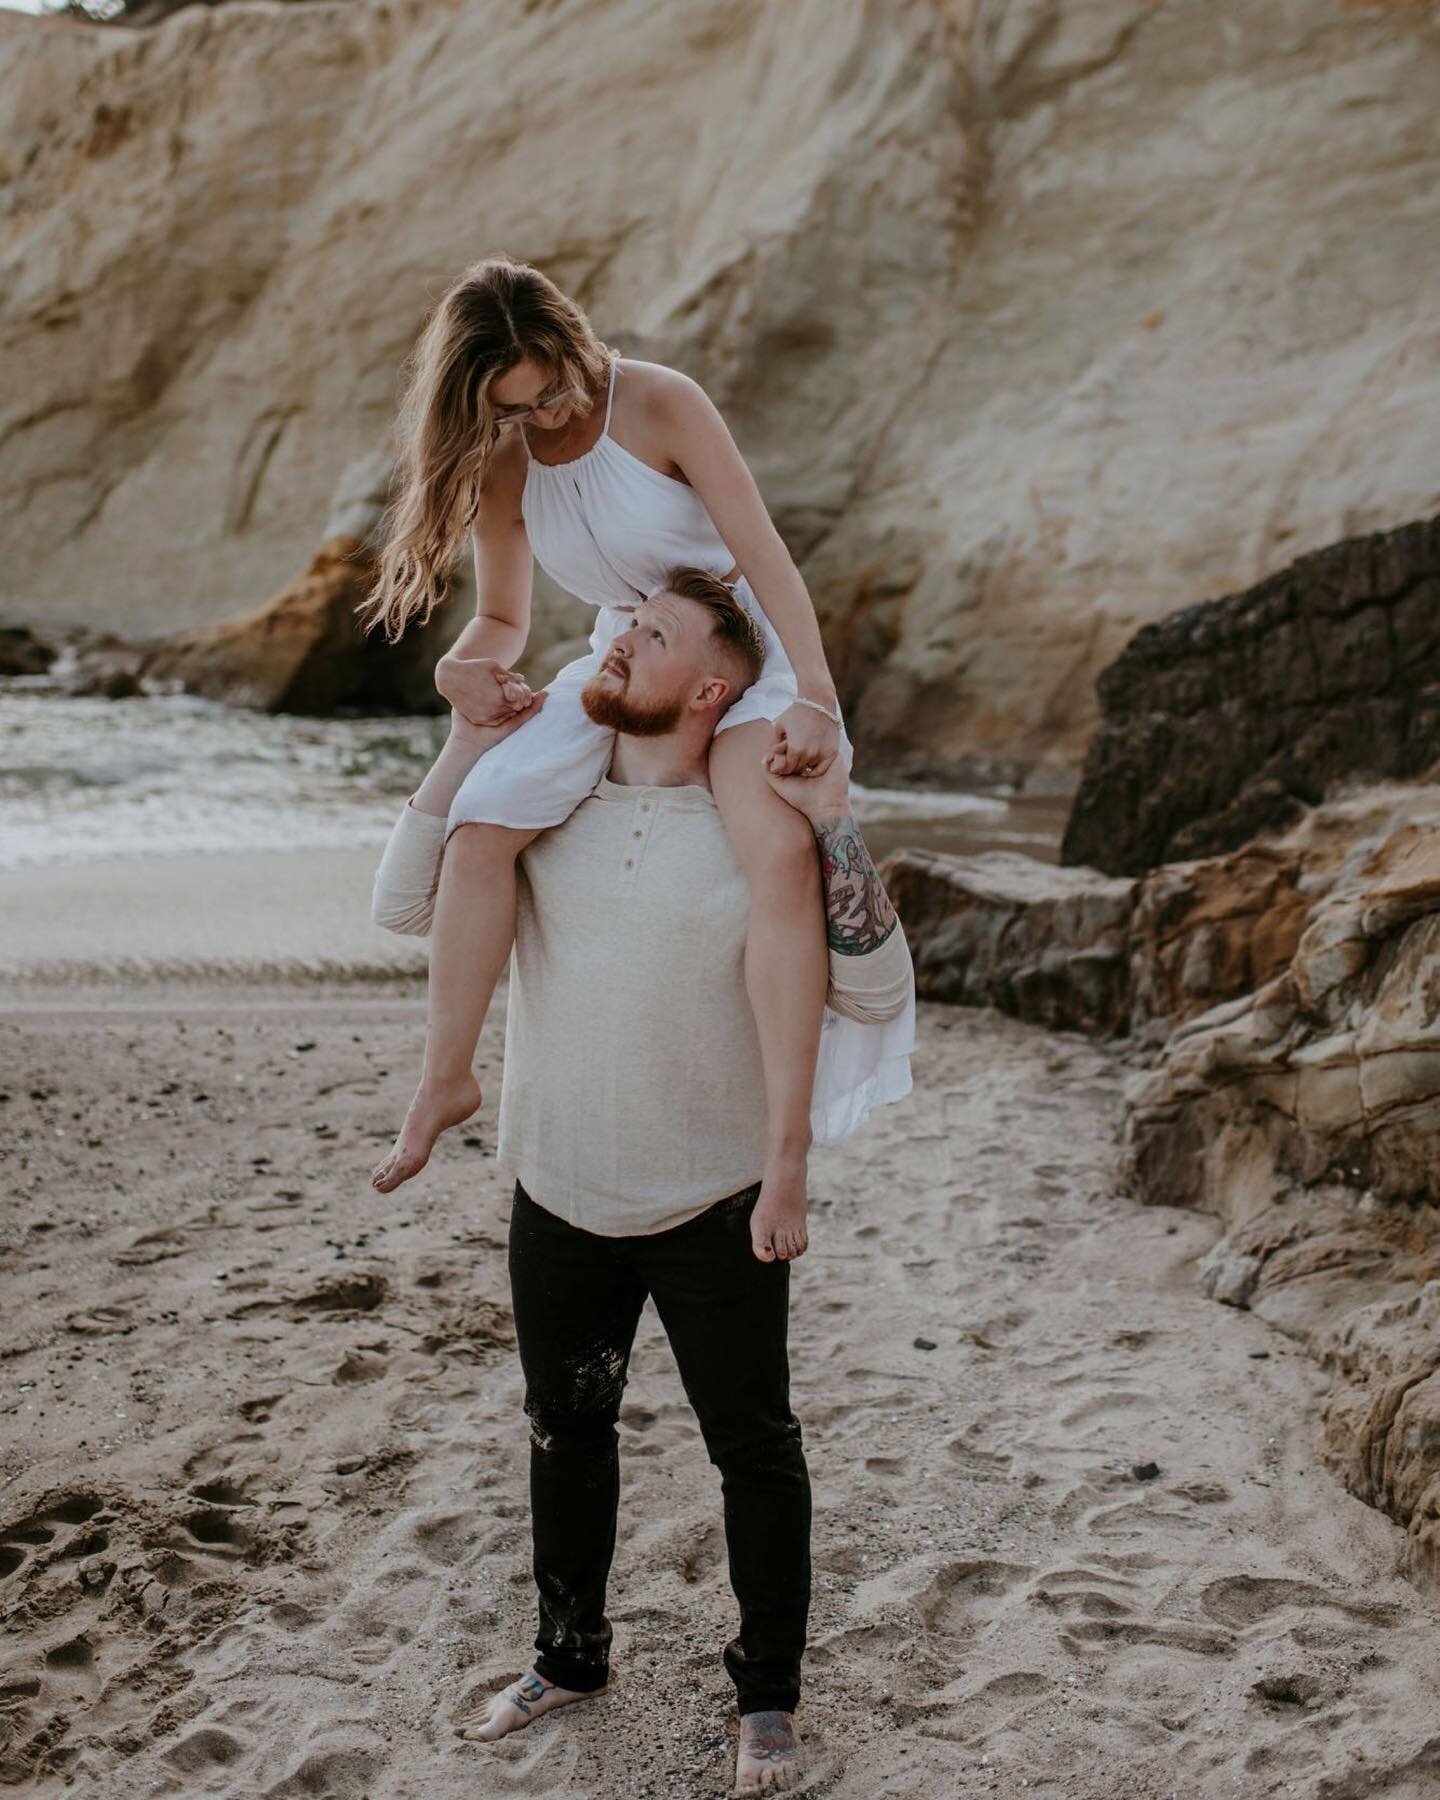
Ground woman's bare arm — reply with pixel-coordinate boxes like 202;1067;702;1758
649;368;836;709
437;435;536;700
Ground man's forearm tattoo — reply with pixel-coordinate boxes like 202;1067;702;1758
814;815;899;955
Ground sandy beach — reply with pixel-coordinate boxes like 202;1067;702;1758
4;854;1439;1798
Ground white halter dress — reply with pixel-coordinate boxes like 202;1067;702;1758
445;354;915;1145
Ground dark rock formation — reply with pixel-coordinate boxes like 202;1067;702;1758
1062;514;1440;876
884;835;1315;1043
0;626;56;678
881;850;1135;1035
132;536;437;714
27;537;452;716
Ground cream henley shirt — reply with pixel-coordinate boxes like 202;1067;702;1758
370;775;912;1236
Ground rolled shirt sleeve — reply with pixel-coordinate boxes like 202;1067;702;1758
823;922;914;1025
370;800;448;936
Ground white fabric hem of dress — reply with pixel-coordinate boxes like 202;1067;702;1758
810;1052;915;1148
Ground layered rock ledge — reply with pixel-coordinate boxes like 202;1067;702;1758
893;775;1440;1597
1063;514;1440;876
1124;784;1440;1593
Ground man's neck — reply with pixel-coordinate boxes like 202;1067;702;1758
606;725;713;790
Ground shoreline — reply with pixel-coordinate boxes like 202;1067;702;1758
0;794;1068;990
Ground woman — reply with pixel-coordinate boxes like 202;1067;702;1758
359;255;914;1260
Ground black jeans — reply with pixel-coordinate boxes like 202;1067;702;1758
506;1178;811;1716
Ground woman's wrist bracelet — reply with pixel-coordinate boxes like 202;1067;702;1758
792;695;843;726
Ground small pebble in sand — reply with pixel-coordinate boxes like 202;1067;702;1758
1132;1461;1162;1481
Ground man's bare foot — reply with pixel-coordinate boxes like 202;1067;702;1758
454;1666;608;1742
371;1071;482;1193
733;1709;804;1794
749;1148;809;1263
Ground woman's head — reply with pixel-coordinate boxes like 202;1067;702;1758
359;255;611;642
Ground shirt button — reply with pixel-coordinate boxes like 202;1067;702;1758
639;801;651;812
632;829;643;839
624;857;635;868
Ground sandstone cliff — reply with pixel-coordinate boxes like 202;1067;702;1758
4;1;1439;775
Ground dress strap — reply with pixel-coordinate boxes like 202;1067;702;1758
602;354;619;434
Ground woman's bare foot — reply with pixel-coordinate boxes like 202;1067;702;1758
733;1709;804;1794
454;1666;608;1742
370;1070;482;1192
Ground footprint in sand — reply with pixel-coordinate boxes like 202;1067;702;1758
259;1742;383;1799
676;1518;726;1584
336;1597;416;1668
113;1227;189;1267
943;1435;1013;1481
411;1510;479;1569
1199;1573;1401;1631
1055;1387;1153;1428
0;1486;277;1789
894;1668;1055;1744
814;1558;1033;1665
0;1491;108;1584
863;1454;907;1478
332;1347;388;1385
915;1559;1034;1638
1059;1615;1236;1659
160;1725;246;1776
225;1270;389;1322
63;1305;133;1336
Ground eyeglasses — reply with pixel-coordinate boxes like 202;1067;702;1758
492;384;583;427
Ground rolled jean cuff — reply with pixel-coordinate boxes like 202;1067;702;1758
532;1650;610;1694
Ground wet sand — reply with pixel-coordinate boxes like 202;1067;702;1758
4;950;1439;1795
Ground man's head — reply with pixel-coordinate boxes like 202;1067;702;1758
580;567;767;738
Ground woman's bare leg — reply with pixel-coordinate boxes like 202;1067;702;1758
708;720;826;1264
372;819;541;1193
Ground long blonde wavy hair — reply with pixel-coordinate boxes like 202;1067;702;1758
359;255;613;644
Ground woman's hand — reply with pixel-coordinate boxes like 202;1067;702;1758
761;743;851;824
448;688;547;750
436;653;534;729
765;700;841;779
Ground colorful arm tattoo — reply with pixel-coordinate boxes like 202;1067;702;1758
813;814;899;956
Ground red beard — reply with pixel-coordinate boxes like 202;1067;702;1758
580;672;686;737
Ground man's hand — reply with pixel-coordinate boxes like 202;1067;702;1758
762;733;851;824
436;653;535;729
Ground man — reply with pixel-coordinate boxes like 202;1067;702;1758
370;567;912;1795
